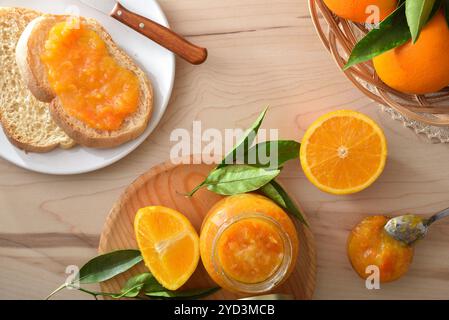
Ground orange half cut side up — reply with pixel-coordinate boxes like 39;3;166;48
300;110;387;195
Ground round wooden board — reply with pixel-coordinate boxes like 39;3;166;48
98;158;316;300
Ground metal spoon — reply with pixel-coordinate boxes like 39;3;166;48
384;207;449;245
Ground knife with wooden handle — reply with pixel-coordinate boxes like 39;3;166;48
80;0;207;65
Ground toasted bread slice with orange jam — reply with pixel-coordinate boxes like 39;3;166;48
16;15;153;148
0;8;75;153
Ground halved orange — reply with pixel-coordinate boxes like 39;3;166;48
300;110;387;195
134;206;200;290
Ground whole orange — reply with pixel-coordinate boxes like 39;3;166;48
323;0;397;24
373;10;449;94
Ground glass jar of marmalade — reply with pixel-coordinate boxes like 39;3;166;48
200;193;299;294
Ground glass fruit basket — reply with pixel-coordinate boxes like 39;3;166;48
308;0;449;142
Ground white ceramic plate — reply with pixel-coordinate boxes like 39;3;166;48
0;0;175;175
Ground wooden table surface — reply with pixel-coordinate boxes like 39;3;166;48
1;0;449;300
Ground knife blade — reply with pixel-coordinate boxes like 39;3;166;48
79;0;207;65
80;0;115;16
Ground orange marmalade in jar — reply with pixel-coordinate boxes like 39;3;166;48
200;194;299;294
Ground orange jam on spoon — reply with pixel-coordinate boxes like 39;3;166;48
41;18;140;131
347;216;414;283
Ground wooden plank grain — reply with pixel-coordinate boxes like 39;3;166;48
0;233;100;248
1;0;449;299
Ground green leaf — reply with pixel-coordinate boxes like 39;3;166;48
218;107;269;169
63;274;215;300
245;140;300;169
195;165;280;196
75;287;124;300
78;250;143;284
113;272;160;298
345;2;410;69
189;139;298;195
188;107;270;197
260;180;308;226
260;181;287;207
145;287;220;300
406;0;436;42
445;0;449;27
48;252;216;301
142;281;165;293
